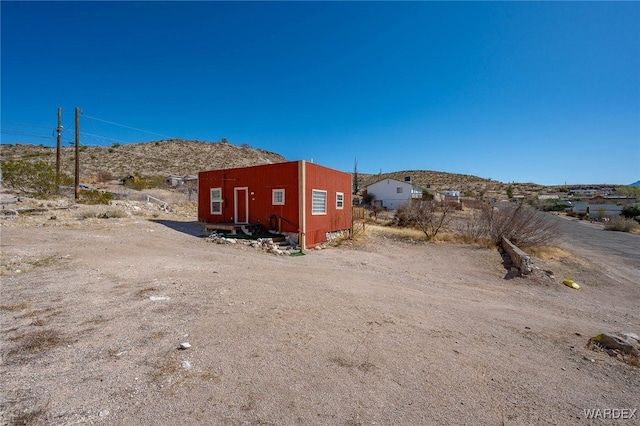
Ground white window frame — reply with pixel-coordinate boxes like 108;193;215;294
311;189;327;215
210;187;222;215
272;189;285;205
336;192;344;209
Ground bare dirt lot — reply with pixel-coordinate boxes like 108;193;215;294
1;201;638;425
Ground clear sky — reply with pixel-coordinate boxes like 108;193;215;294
2;1;639;186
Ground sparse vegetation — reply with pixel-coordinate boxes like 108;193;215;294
361;193;375;206
506;185;514;199
95;170;114;182
616;185;640;198
123;173;166;190
6;329;66;362
0;159;65;198
484;203;558;247
394;200;453;240
79;189;113;205
621;204;640;219
604;216;640;233
96;208;126;219
456;203;558;248
1;140;286;181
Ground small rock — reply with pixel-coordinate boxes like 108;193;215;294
149;295;170;301
179;342;191;350
589;332;640;356
181;360;192;370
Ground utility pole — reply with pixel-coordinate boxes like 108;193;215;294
353;157;359;194
75;107;80;200
56;108;62;184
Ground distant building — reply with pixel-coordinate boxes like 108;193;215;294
166;175;198;187
571;202;623;219
442;190;461;203
364;178;433;210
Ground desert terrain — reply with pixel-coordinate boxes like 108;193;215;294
1;195;638;425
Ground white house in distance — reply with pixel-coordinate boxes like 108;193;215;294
365;177;431;210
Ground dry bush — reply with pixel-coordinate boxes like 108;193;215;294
487;204;558;247
78;189;113;205
6;329;66;363
367;224;428;241
95;169;114;182
604;217;640;233
97;209;126;219
7;407;48;426
0;302;30;311
457;203;558;248
522;246;573;261
394;200;454;240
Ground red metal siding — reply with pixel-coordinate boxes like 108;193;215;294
198;162;300;232
303;162;352;247
198;161;352;248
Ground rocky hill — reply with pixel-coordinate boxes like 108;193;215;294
0;139;287;181
357;170;495;194
1;140;569;199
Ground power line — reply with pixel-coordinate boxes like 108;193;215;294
79;131;129;145
0;129;54;140
0;120;53;130
82;114;175;139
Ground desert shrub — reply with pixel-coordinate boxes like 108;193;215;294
123;173;166;190
95;170;114;182
79;189;113;205
621;204;640;219
96;209;126;219
455;207;490;244
616;185;640;198
484;203;558;247
458;203;557;247
604;217;640;232
395;200;453;240
361;193;375;206
0;159;60;198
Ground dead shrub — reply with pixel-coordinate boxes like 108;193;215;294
458;203;558;248
604;216;640;233
0;302;30;311
95;170;114;182
394;200;453;240
6;329;66;362
7;407;47;426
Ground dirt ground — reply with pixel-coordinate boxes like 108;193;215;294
0;200;638;425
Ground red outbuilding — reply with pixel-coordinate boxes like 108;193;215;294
198;160;352;249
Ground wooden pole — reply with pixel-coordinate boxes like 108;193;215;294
56;108;61;184
74;107;80;200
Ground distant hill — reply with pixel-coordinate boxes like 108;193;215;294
630;181;640;187
357;170;502;194
0;139;287;180
3;140;614;200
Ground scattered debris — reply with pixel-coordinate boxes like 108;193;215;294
149;295;170;301
588;332;640;366
563;271;580;289
205;233;301;256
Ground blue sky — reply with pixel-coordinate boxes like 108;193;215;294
2;1;639;186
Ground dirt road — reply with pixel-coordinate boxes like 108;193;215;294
1;207;638;425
